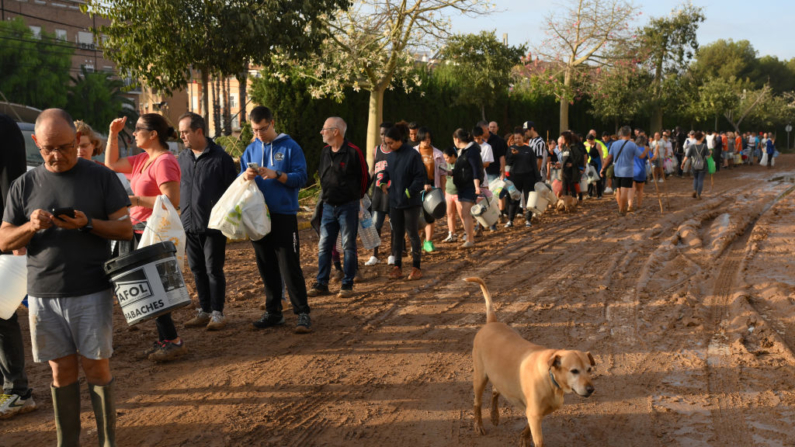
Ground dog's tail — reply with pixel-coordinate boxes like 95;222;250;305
464;277;497;323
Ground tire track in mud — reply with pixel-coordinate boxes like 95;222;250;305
591;181;776;446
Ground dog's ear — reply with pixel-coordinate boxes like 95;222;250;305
547;353;561;368
587;351;596;366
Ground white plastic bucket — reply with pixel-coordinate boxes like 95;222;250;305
104;241;191;326
527;192;549;216
0;255;27;320
471;195;500;227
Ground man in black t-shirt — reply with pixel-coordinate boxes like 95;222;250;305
0;109;132;444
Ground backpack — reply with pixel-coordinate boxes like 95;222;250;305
692;144;707;171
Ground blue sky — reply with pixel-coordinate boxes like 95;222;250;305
447;0;795;60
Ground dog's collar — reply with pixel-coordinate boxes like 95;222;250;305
549;369;562;390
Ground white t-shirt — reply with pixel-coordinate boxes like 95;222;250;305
478;141;494;187
706;134;715;149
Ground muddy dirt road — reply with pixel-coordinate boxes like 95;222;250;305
6;157;795;446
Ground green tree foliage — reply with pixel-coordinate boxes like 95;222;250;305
251;65;597;180
691;39;759;83
588;61;650;131
441;31;527;121
65;67;137;131
0;17;73;110
84;0;349;124
639;3;705;133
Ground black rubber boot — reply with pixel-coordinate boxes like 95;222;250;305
52;382;81;447
89;378;117;447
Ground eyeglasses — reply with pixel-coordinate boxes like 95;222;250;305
39;142;75;155
134;126;151;132
320;127;338;133
251;122;271;134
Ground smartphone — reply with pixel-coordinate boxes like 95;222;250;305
247;162;259;170
51;207;76;219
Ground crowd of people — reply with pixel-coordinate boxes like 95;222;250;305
0;105;782;446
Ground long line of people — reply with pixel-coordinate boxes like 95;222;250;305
0;105;783;447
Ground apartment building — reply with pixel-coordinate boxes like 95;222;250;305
1;0;140;105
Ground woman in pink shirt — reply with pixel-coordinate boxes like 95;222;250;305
105;113;186;362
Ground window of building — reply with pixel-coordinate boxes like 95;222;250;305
229;94;237;108
52;2;67;7
55;29;67;41
82;64;95;73
232;115;240;130
104;66;114;73
191;96;199;113
29;26;41;39
77;31;94;48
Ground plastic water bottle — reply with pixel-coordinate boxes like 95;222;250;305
358;201;381;250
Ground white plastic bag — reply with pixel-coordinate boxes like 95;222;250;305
139;195;186;268
760;152;768;166
209;176;271;241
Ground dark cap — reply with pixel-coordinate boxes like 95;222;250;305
586;134;595;140
522;121;535;130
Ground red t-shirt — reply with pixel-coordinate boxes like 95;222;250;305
128;152;180;224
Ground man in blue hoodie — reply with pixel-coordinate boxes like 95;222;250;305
239;106;311;334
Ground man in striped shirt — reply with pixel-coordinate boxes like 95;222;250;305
523;121;546;178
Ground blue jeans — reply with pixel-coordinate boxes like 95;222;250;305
318;200;359;288
693;170;706;196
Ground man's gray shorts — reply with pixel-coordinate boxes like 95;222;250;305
28;289;114;363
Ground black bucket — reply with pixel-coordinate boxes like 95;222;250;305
104;242;191;326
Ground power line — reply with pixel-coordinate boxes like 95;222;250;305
2;9;97;32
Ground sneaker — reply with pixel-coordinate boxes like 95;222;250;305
337;286;354;298
692;191;697;198
206;311;226;331
525;220;532;228
149;339;187;362
294;313;312;334
408;267;422;280
505;221;513;228
462;234;467;242
658;178;664;183
387;255;396;265
442;233;457;243
389;266;402;280
142;340;164;357
0;392;36;419
184;309;212;328
461;241;475;248
423;240;435;253
489;225;497;232
354;269;364;283
252;312;285;329
307;283;330;297
365;256;380;266
604;187;614;195
331;269;344;282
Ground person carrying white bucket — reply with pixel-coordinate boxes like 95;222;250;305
0;109;134;445
414;127;446;253
505;127;541;228
0;112;35;420
105;113;189;362
451;128;485;248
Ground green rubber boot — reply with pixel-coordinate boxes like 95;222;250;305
51;382;81;447
89;378;117;447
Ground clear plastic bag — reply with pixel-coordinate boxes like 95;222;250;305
209;176;271;241
139;195;186;268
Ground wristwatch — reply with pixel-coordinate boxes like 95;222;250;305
79;215;93;233
275;170;283;179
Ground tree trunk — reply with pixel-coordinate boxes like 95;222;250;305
481;104;486;122
237;63;248;125
223;77;231;136
559;67;572;132
650;107;663;135
212;76;221;137
365;86;386;169
201;69;210;126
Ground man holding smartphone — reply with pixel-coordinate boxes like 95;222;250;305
239;106;312;333
0;109;132;445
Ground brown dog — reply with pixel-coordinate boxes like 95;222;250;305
466;277;596;447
